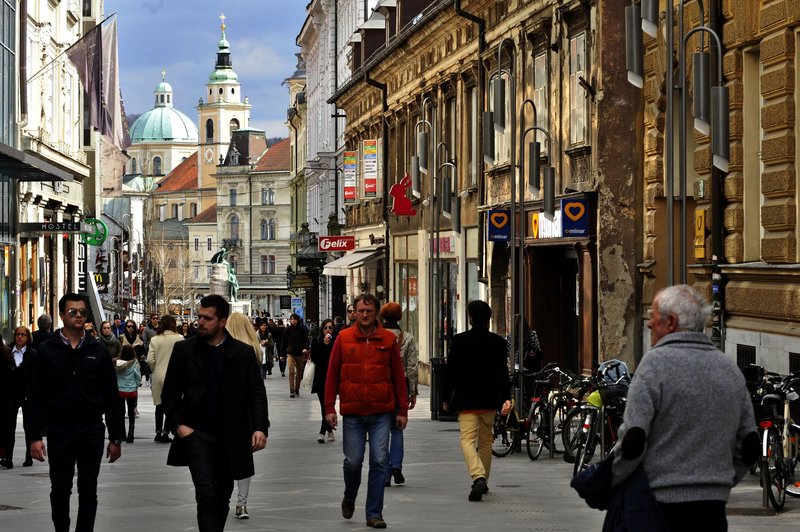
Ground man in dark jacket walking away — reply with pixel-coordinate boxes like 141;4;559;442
325;294;409;529
443;300;511;502
279;313;309;398
161;294;269;532
26;293;125;532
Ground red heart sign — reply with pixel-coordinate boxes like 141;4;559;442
490;212;509;228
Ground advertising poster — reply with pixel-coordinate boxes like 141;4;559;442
363;139;378;197
343;151;358;203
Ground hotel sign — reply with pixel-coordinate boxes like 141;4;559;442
19;222;89;233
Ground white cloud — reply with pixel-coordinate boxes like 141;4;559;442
250;118;290;138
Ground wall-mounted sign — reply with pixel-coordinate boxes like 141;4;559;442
318;235;355;252
531;209;562;239
694;208;706;259
363;140;378;197
487;209;510;242
561;198;589;237
389;173;417;216
343;151;358;203
19;221;88;233
289;273;315;290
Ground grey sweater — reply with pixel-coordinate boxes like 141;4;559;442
612;331;755;503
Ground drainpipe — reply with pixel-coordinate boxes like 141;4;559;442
288;111;300;268
454;0;487;282
19;0;28;121
364;71;390;302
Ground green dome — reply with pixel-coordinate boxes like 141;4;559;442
129;107;198;143
155;81;173;93
209;68;238;83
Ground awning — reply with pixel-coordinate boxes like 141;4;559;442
0;143;73;181
322;248;384;277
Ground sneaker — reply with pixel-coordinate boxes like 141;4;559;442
327;431;336;442
366;517;387;529
235;505;249;519
290;393;295;398
469;477;487;501
341;498;355;519
317;433;325;444
391;468;405;485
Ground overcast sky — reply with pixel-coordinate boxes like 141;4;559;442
105;0;307;138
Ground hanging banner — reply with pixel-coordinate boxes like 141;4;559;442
363;139;378;197
487;209;510;242
343;151;358;203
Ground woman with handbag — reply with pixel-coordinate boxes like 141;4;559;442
310;318;336;443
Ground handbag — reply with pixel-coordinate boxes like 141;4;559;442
301;359;316;391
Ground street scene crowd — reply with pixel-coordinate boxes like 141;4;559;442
0;285;791;532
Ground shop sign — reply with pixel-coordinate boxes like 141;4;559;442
343;151;358;203
430;236;453;253
93;272;109;293
289;273;315;289
363;140;378;197
19;221;88;233
531;209;562;239
487;209;510;241
318;235;355;252
291;297;305;319
561;198;589;237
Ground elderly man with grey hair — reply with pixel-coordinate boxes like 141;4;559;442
612;284;758;531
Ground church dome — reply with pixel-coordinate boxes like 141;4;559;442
130;74;198;143
129;107;198;143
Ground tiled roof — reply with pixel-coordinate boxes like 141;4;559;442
190;203;217;223
254;138;290;172
157;152;198;192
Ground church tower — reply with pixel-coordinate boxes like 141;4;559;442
197;13;251;190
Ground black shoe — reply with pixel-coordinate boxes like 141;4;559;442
391;468;405;485
384;476;391;487
366;517;387;529
341;498;355;520
469;477;487;501
22;459;33;467
290;393;295;398
1;459;11;469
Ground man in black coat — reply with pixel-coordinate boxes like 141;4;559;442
442;300;511;502
26;293;125;532
161;294;269;532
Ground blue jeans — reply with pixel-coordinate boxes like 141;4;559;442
387;424;404;474
342;414;391;519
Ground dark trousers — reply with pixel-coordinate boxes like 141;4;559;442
118;396;137;433
47;422;105;532
155;404;165;434
658;500;727;532
317;393;332;434
5;397;32;463
186;431;234;532
278;356;287;375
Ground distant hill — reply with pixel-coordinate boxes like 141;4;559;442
266;137;286;148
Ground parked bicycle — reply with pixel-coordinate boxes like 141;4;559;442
748;366;800;510
570;359;631;476
525;363;582;461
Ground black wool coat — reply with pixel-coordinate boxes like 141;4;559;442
161;334;269;480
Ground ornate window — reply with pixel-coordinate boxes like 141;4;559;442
230;215;240;240
153;156;162;176
260;219;269;240
268;218;277;240
205;119;214;143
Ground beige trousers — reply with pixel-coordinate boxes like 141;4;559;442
458;411;496;481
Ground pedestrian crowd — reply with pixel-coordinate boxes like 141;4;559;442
0;285;758;532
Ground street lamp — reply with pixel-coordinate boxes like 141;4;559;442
625;0;729;285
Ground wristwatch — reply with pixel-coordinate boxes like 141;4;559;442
111;439;122;446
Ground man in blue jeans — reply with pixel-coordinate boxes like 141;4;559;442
325;294;409;529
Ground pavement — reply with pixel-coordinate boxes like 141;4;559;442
0;376;797;531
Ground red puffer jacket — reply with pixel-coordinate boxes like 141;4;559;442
325;322;408;417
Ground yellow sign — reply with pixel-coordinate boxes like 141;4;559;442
694;209;706;259
531;213;539;239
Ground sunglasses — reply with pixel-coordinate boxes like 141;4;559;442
126;325;135;329
66;308;87;317
85;328;95;333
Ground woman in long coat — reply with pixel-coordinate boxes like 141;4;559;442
147;315;182;443
310;318;336;443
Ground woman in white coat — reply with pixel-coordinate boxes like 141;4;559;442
146;315;183;443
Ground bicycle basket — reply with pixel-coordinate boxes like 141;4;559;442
598;383;628;404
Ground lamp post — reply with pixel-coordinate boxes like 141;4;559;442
626;0;729;285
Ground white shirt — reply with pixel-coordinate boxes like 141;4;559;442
11;345;26;367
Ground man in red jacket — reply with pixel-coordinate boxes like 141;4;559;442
325;293;408;529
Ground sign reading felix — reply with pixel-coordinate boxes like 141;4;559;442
318;235;356;252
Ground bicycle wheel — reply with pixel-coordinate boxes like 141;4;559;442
552;400;571;454
573;411;597;477
526;403;545;461
492;411;515;457
561;406;584;463
764;428;786;510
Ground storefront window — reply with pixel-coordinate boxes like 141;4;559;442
395;262;419;345
0;245;12;339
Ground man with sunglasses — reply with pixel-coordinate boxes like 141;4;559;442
26;293;125;532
